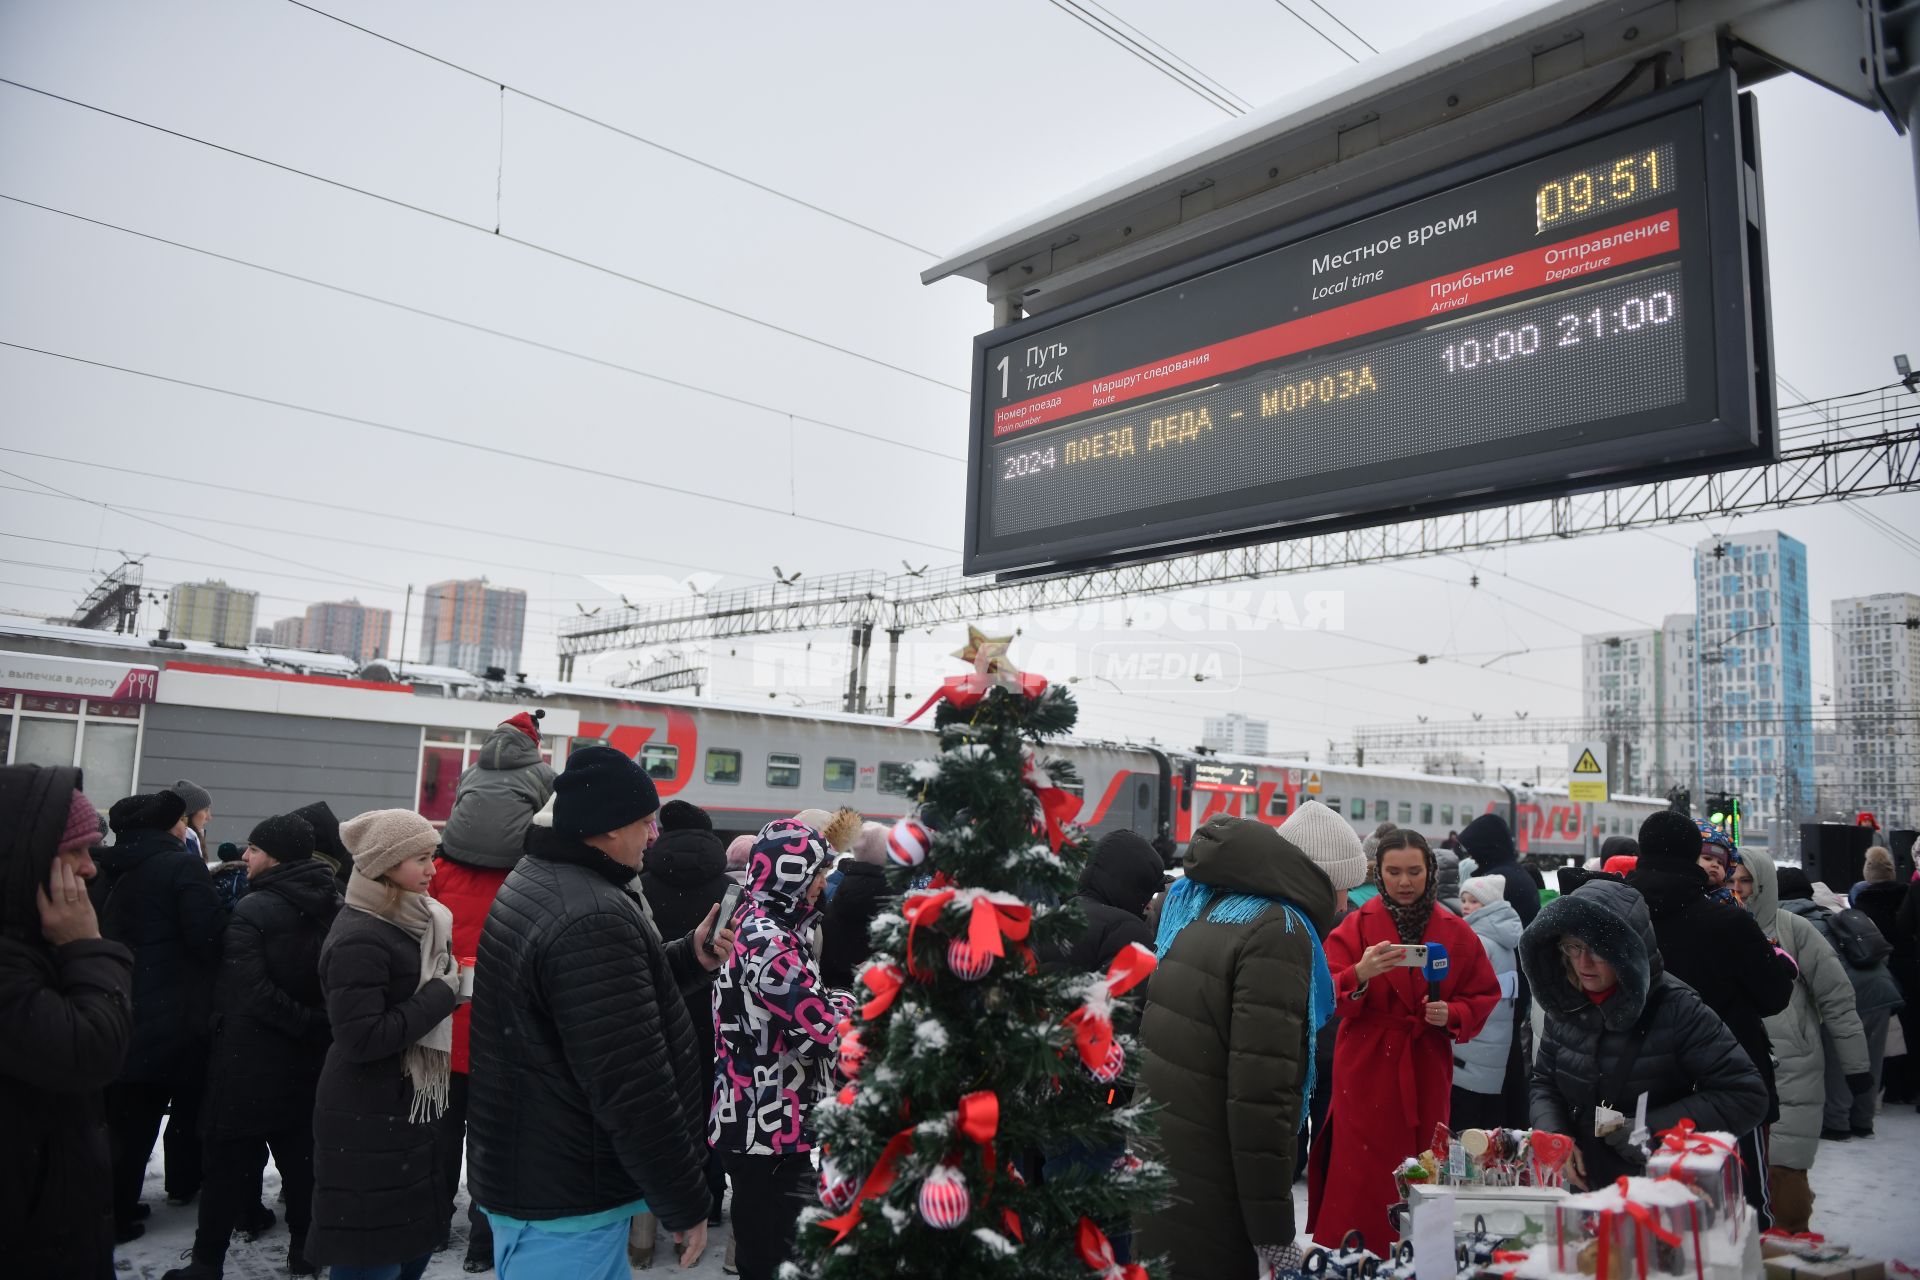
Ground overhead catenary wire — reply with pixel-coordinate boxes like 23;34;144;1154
1300;0;1377;55
0;76;966;395
0;340;962;555
279;0;939;258
1045;0;1250;116
0;194;963;464
1270;0;1362;64
0;444;782;585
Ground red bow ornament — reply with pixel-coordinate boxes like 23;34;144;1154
1076;1217;1148;1280
904;668;1049;723
860;960;906;1021
1021;749;1079;852
902;888;1034;979
814;1091;1003;1248
1062;944;1157;1072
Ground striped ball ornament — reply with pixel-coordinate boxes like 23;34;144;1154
917;1165;970;1230
946;936;994;981
819;1160;857;1214
887;818;932;868
1087;1039;1125;1084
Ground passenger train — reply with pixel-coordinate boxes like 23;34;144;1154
0;622;1664;863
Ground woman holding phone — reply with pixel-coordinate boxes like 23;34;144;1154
1308;828;1500;1255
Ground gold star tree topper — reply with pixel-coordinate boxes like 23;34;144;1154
952;625;1021;688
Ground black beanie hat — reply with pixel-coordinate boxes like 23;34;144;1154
108;789;188;837
553;746;661;838
217;842;243;862
1638;810;1709;875
659;799;713;833
1776;866;1815;901
248;813;315;863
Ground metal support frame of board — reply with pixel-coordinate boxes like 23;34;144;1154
923;0;1912;317
556;384;1920;689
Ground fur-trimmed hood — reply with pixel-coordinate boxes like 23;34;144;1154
1521;878;1660;1032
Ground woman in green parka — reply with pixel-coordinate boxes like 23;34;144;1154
1136;814;1340;1279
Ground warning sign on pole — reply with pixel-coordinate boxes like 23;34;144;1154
1568;742;1609;803
1306;771;1322;796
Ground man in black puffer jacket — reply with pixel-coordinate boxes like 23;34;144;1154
469;747;734;1273
1628;809;1796;1227
91;789;228;1233
1524;878;1768;1189
168;812;341;1279
1042;829;1162;976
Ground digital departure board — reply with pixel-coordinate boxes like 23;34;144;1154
963;73;1774;578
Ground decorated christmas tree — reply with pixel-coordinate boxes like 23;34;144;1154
798;629;1169;1279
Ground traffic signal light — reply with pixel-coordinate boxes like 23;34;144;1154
1707;793;1742;844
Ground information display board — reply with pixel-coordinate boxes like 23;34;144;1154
963;73;1773;578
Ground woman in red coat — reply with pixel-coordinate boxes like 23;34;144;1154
1307;828;1499;1254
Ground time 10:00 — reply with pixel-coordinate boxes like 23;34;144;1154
1442;290;1677;373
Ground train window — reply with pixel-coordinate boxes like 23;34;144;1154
1374;799;1389;822
1324;797;1340;817
1131;780;1147;807
1268;793;1290;818
705;749;742;785
767;753;802;789
877;762;915;795
1397;801;1412;824
1349;797;1366;820
1441;804;1454;824
1420;803;1434;825
824;758;856;792
640;743;679;781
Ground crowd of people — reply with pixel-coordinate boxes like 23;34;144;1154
2;713;1916;1279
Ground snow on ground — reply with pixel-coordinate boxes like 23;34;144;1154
115;1104;1920;1276
115;1156;734;1279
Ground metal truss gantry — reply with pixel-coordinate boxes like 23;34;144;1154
557;385;1920;707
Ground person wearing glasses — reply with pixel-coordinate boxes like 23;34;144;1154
1521;879;1767;1191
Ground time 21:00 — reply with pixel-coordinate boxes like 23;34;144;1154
1441;290;1676;374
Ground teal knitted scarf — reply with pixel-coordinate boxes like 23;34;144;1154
1153;877;1335;1127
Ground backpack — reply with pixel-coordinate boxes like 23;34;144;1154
1825;907;1892;969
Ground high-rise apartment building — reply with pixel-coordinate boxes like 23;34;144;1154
1691;531;1813;843
1579;613;1697;797
1202;712;1270;756
168;580;258;648
1830;592;1920;830
420;579;526;676
303;599;393;665
269;616;306;649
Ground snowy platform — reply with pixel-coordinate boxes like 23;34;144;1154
116;1105;1920;1276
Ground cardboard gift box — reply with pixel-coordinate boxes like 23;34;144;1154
1553;1177;1709;1279
1762;1256;1888;1280
1401;1184;1568;1254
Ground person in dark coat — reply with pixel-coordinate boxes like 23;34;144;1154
820;822;897;990
1042;828;1163;977
308;809;462;1280
165;813;341;1279
639;797;732;1231
1274;802;1370;1184
1137;815;1340;1278
291;799;353;891
0;765;134;1279
91;788;227;1232
468;746;731;1275
1455;813;1540;925
1627;809;1796;1227
1852;850;1918;1102
1524;878;1768;1190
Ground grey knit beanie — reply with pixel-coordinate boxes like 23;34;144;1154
340;808;439;881
1278;800;1369;896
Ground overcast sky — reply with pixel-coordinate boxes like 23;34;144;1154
1;0;1915;783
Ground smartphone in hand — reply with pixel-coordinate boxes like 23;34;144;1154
1392;943;1430;969
707;882;745;957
